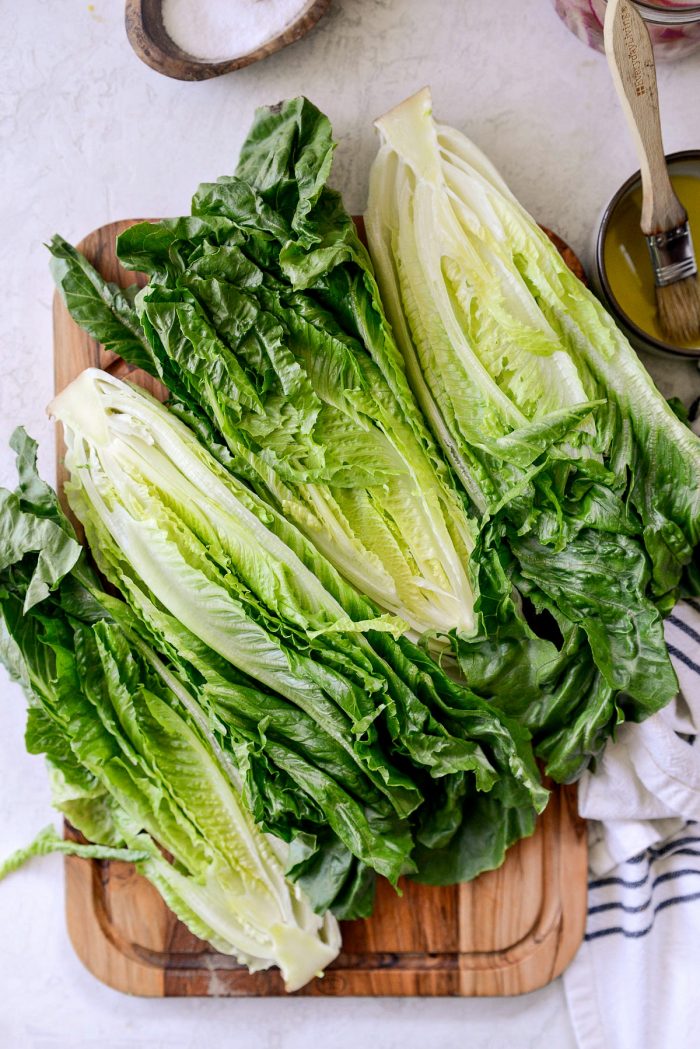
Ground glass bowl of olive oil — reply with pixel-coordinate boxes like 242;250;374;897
594;151;700;359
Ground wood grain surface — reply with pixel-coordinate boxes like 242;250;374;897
55;219;588;998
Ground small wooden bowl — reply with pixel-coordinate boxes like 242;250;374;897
125;0;332;81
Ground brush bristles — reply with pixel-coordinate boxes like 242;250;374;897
656;274;700;345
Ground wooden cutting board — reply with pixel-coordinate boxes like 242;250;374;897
54;219;588;998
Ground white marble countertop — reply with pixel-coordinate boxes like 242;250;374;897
1;1;699;1046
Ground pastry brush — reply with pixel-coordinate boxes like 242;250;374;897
605;0;700;345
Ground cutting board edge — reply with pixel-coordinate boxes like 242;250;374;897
62;780;587;997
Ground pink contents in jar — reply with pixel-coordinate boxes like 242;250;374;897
553;0;700;60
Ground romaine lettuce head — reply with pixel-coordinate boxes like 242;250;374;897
366;87;700;593
0;429;340;991
365;88;694;779
50;220;477;642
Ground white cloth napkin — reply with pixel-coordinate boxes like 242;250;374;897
563;600;700;1049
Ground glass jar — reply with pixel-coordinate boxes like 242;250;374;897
553;0;700;60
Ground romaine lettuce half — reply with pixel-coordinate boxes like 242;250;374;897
366;87;700;595
0;429;340;991
49;212;477;642
365;88;696;778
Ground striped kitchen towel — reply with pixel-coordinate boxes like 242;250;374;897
563;600;700;1049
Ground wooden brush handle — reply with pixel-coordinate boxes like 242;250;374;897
604;0;686;234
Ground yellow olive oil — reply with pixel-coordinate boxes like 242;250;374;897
603;174;700;350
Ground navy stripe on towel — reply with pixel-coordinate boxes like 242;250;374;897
666;643;700;677
588;869;700;915
649;836;700;857
585;891;700;941
667;613;700;647
588;840;700;890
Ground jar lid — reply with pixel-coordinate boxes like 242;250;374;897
627;1;700;25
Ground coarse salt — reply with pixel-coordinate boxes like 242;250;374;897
162;0;311;62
